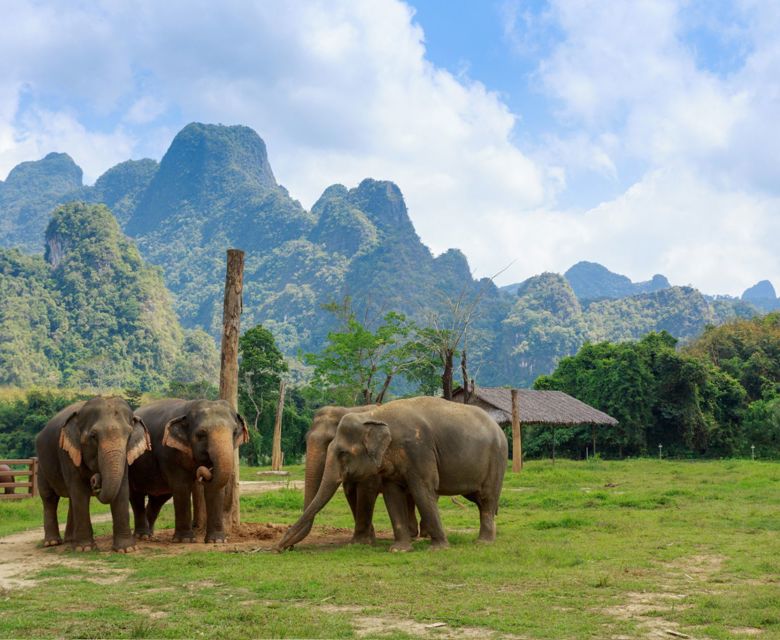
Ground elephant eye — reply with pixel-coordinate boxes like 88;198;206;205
90;432;98;440
196;431;207;440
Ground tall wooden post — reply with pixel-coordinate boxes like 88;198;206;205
592;424;596;458
221;249;244;532
511;389;522;472
271;379;286;471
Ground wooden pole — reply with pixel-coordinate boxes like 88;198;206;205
592;424;596;458
220;249;245;532
552;425;556;464
271;379;286;471
511;389;522;472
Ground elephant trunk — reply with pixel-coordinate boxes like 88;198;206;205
97;446;125;504
207;431;235;489
277;450;341;550
303;441;327;510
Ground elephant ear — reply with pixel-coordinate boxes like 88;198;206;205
59;411;82;468
362;420;391;469
127;416;152;465
162;415;192;460
234;413;250;446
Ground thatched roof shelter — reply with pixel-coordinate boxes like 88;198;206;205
451;387;618;427
451;386;618;466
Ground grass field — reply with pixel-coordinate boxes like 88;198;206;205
0;459;778;639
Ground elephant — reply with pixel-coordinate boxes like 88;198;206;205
278;396;507;552
0;463;14;494
305;405;422;544
128;399;248;544
35;396;151;552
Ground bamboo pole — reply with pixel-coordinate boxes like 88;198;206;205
220;249;245;532
511;389;523;472
271;380;286;471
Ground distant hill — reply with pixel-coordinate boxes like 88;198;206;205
0;202;217;389
0;123;763;389
742;280;780;312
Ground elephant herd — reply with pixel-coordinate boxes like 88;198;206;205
34;395;507;553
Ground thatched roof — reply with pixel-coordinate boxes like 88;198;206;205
452;387;618;426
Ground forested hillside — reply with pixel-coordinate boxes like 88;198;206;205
0;122;767;389
0;202;218;390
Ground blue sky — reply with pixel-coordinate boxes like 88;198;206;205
0;0;778;295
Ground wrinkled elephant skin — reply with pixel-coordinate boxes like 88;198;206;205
278;396;507;552
35;397;151;551
128;399;248;544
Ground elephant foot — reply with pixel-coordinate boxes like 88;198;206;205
389;541;412;553
113;537;138;553
204;532;226;544
172;531;196;544
429;540;450;551
350;532;376;545
135;532;153;541
43;537;63;547
71;541;97;552
418;525;432;539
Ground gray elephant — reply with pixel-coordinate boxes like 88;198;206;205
0;463;15;494
305;405;421;544
35;397;151;552
278;396;507;552
128;399;248;544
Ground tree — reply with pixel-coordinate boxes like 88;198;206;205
238;325;288;464
305;299;417;404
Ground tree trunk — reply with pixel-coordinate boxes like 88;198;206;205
376;375;392;404
442;348;454;400
511;389;523;472
220;249;244;532
461;349;471;403
271;379;286;471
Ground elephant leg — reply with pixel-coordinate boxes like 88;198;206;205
408;481;448;550
382;482;413;552
145;494;170;535
204;483;226;543
39;480;62;547
192;482;206;531
130;491;151;539
110;475;136;552
405;492;420;538
171;486;195;543
466;492;498;543
64;503;74;544
351;481;378;545
69;482;96;551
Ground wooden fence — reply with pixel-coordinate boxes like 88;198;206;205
0;458;38;499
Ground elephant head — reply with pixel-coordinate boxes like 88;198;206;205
279;413;390;549
303;405;376;510
160;399;248;490
59;397;150;505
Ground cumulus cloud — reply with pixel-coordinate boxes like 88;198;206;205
0;0;777;295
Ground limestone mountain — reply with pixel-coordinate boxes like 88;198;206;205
0;202;218;389
0;122;765;389
0;152;83;252
742;280;780;312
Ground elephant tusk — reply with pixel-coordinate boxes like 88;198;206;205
196;466;213;482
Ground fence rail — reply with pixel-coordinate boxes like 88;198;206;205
0;458;38;499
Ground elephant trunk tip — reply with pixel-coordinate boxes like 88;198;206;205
196;466;213;483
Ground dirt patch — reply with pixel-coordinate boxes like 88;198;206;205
240;480;303;494
604;554;727;640
353;615;525;639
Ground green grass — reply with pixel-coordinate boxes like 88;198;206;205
1;459;779;638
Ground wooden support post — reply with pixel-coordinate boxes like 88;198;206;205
592;424;596;458
552;425;556;464
220;249;245;532
271;379;286;471
31;458;38;497
511;389;522;472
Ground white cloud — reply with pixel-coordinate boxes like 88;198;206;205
0;0;777;296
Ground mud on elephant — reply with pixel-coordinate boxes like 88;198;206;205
278;396;507;552
35;396;151;552
305;405;422;545
129;399;248;544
